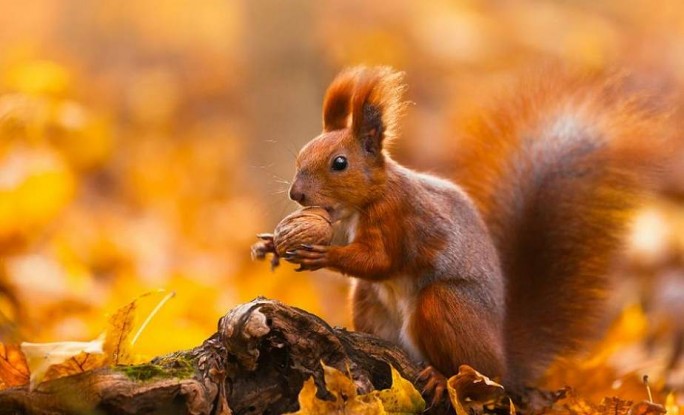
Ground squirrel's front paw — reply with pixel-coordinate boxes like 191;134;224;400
251;233;275;259
283;244;330;271
251;233;280;270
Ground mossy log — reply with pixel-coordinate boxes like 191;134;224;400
0;298;425;415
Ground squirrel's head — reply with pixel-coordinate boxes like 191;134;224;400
289;66;408;222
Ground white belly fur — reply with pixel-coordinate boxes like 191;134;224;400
373;276;424;362
335;212;360;244
338;212;424;362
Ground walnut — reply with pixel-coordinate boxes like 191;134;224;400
273;207;333;256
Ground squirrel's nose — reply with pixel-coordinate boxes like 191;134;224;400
289;188;306;204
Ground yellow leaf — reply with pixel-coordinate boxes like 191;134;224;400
0;343;29;389
321;362;358;400
20;290;174;386
287;363;385;415
288;362;424;415
288;377;340;415
0;147;75;244
43;351;106;382
103;297;137;365
3;60;71;96
103;289;175;365
373;366;425;414
665;393;681;415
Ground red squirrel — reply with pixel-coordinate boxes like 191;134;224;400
253;66;666;400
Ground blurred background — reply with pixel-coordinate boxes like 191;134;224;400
0;0;683;400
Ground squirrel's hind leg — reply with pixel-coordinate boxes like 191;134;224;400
409;281;506;380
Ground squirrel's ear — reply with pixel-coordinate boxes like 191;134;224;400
351;66;408;155
322;68;361;132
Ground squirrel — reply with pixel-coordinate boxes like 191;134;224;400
253;65;667;402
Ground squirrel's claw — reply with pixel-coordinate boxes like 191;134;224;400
256;233;274;241
251;241;273;260
251;233;279;270
283;245;330;271
299;244;328;253
417;366;450;411
269;255;280;271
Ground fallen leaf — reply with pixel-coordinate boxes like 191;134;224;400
20;290;174;386
373;365;425;414
549;387;602;415
102;296;137;365
43;351;106;382
447;365;514;415
21;337;104;386
288;363;385;415
287;362;424;415
628;401;667;415
104;289;175;365
0;343;29;389
597;396;632;415
290;376;382;415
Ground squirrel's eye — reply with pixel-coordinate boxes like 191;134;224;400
331;156;348;171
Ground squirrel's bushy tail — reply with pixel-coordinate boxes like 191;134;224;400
452;69;670;390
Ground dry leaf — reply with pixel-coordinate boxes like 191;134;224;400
628;401;667;415
548;387;601;415
373;366;425;414
43;351;106;382
20;290;173;386
21;337;104;386
289;375;386;415
287;362;424;415
287;363;385;415
93;289;173;367
102;296;137;365
0;343;29;389
596;396;633;415
447;365;514;415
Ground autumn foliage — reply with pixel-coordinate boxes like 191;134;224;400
0;0;683;413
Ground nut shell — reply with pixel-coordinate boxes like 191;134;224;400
273;207;333;256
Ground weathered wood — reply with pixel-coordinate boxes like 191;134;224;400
0;298;425;415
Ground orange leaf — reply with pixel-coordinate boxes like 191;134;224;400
22;339;104;387
43;352;106;383
628;401;667;415
0;343;30;389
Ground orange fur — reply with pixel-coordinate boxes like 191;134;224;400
411;281;505;377
350;66;409;148
322;67;360;131
451;68;671;388
283;65;669;396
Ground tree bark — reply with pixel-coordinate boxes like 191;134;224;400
0;297;425;415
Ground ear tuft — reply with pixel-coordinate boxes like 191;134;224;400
322;67;362;131
351;66;409;153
